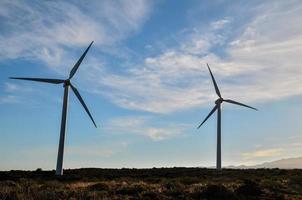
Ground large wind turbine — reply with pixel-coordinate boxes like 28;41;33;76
197;64;257;170
10;41;97;175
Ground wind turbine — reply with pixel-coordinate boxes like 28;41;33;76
197;64;257;170
10;41;97;175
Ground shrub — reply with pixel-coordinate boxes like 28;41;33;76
88;182;109;191
235;180;263;197
201;184;239;200
116;183;147;196
36;168;43;172
162;181;186;198
140;191;162;200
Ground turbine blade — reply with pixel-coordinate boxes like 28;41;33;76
207;63;221;98
69;41;94;79
197;105;218;129
223;99;258;110
9;77;64;84
70;84;97;128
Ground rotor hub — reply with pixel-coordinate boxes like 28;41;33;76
64;79;71;87
215;98;223;104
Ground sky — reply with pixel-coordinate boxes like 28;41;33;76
1;0;302;170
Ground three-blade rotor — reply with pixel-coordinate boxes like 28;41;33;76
9;41;97;128
197;64;257;129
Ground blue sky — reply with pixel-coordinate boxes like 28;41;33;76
1;0;302;170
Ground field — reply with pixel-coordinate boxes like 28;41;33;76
1;168;302;200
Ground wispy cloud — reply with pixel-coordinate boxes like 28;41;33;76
0;0;152;73
0;94;19;104
68;141;129;158
88;0;302;113
235;134;302;164
2;0;302;115
241;148;284;159
0;82;35;104
4;82;33;93
104;116;186;141
210;17;232;30
88;28;227;113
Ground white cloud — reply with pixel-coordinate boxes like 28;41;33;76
2;0;302;114
104;116;185;141
68;141;129;158
0;95;19;104
0;0;151;73
4;82;18;92
231;133;302;165
88;0;302;113
0;82;35;104
210;18;232;30
241;148;284;159
4;82;33;93
87;29;240;113
224;2;302;101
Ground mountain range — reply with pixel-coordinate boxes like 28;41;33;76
228;157;302;169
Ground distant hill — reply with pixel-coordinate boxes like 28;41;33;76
228;157;302;169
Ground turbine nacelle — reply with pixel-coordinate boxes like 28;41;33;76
215;98;223;105
64;79;71;87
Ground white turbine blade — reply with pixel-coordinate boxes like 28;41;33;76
207;63;222;98
10;77;65;84
70;84;97;127
223;99;258;110
197;105;218;129
69;41;93;79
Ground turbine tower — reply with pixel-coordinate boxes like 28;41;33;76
10;41;97;175
197;64;257;170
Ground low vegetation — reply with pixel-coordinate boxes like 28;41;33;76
0;168;301;199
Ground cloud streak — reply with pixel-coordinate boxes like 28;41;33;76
241;148;284;159
0;0;151;73
0;82;35;104
68;141;129;158
2;0;302;114
104;116;186;141
89;0;302;113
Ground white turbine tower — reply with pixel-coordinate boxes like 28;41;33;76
10;41;97;175
197;64;257;170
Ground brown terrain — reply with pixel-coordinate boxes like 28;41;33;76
0;167;302;199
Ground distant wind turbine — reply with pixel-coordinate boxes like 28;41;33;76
197;64;257;170
10;41;97;175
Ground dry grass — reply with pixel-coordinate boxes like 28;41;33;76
0;168;302;199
